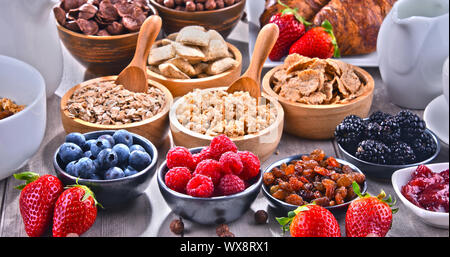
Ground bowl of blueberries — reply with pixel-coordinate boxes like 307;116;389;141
53;129;158;208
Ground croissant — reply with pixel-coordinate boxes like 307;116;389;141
260;0;396;56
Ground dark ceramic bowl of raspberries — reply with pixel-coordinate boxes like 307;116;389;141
54;130;158;208
335;110;441;180
261;154;367;217
157;135;263;225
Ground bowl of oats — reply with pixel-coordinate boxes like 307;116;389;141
146;25;242;97
60;76;173;147
0;55;47;180
169;87;284;162
262;54;375;140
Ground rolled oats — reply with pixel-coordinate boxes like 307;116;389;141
176;89;277;138
65;81;166;125
0;97;25;120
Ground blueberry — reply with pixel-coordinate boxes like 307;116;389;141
74;157;96;179
112;143;130;164
113;130;133;147
58;142;83;164
124;166;138;177
65;161;78;177
104;167;125;180
98;134;115;147
83;139;96;152
129;150;152;171
65;133;86;148
130;144;146;153
90;138;112;158
89;173;102;180
84;151;95;160
97;149;119;169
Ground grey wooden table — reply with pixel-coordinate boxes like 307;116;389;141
0;22;448;237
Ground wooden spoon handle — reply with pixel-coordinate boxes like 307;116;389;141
244;23;279;82
130;15;162;69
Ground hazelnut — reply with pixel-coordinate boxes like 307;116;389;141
254;210;268;224
170;218;184;235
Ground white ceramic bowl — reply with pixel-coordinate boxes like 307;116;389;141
443;57;449;105
392;162;449;229
0;55;47;180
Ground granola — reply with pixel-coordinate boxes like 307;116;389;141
65;81;166;125
271;54;369;105
0;97;25;120
176;89;277;137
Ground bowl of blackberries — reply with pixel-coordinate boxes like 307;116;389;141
335;110;440;179
54;129;158;208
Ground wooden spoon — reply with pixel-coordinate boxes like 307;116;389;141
115;15;162;93
227;23;279;99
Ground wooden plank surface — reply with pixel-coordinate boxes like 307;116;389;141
0;21;448;237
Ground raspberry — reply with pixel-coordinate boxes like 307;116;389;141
238;151;261;181
209;135;238;160
194;159;222;186
219;151;243;175
217;174;245;196
192;147;213;169
166;146;195;171
186;174;214;198
165;167;192;193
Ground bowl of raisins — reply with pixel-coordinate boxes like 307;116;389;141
262;149;367;215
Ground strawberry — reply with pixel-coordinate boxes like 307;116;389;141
345;181;397;237
14;172;64;237
289;20;340;59
276;204;341;237
268;0;310;61
52;184;101;237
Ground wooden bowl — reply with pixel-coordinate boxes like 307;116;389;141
146;41;242;97
262;65;375;140
55;5;158;76
60;76;173;147
169;87;284;163
149;0;246;38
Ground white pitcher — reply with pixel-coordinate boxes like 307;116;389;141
0;0;63;98
378;0;449;109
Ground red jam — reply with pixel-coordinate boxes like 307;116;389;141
401;165;449;213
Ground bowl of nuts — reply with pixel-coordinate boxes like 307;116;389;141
262;149;367;215
53;0;158;76
169;87;284;162
60;76;173;147
262;54;375;140
146;25;243;97
149;0;246;39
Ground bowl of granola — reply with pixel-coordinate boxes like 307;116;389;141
60;76;173;147
169;87;284;162
0;55;46;180
262;54;375;140
146;25;242;97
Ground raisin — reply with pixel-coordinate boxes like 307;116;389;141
285;194;304;206
289;177;303;191
263;172;275;186
272;189;287;200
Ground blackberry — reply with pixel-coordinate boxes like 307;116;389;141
366;122;382;140
334;115;367;153
369;111;392;125
395;110;426;140
355;140;391;165
389;142;417;165
410;132;437;161
379;117;401;144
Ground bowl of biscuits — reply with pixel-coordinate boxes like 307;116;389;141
53;0;158;75
169;87;284;162
147;25;242;97
262;54;375;140
149;0;246;39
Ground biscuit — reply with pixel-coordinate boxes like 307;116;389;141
148;44;175;65
176;26;209;47
158;63;190;79
204;39;229;61
173;42;205;62
166;57;196;77
206;57;238;75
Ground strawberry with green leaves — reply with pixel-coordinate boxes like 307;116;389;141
345;182;397;237
52;184;101;237
289;20;340;59
276;204;341;237
14;172;64;237
268;0;310;61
